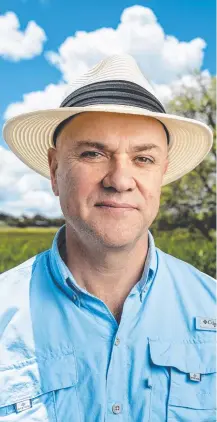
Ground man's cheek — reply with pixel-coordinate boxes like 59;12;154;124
65;178;91;209
74;179;91;200
145;190;161;217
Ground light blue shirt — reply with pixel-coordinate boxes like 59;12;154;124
0;224;216;421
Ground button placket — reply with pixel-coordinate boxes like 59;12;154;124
106;330;129;420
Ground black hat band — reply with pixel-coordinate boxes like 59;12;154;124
53;80;169;146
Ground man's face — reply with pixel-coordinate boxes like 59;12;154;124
48;112;169;248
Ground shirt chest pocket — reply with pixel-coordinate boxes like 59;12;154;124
148;338;216;422
0;353;80;421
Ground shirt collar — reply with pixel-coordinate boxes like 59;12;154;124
49;224;158;301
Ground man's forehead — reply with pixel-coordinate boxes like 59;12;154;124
64;111;162;128
54;111;169;149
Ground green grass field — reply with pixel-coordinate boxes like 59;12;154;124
0;226;215;277
0;227;57;274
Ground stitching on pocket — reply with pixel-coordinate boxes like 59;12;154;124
52;391;58;422
73;382;82;422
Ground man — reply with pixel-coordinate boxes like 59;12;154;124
0;55;216;421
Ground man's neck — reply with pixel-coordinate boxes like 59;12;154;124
59;225;149;320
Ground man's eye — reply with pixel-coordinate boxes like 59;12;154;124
80;152;154;163
80;151;102;158
136;157;154;164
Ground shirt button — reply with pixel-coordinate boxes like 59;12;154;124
114;337;120;346
147;376;153;388
112;403;122;414
72;294;77;302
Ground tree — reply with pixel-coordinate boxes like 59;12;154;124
152;74;216;241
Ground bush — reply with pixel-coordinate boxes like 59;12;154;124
153;228;216;278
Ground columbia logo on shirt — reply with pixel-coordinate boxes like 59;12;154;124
196;317;216;331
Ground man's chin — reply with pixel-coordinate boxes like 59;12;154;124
93;228;142;249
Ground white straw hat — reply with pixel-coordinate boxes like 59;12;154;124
3;54;213;186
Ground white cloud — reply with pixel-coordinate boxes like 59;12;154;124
46;5;206;85
0;147;62;217
0;11;47;61
4;83;67;119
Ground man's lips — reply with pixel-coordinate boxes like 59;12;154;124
95;201;137;209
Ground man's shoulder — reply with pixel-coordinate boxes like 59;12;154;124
156;247;216;286
0;249;50;301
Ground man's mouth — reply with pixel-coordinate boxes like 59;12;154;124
95;201;136;209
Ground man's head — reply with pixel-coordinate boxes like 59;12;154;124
48;111;169;249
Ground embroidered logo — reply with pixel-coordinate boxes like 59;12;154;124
189;373;201;382
15;399;32;413
196;317;216;331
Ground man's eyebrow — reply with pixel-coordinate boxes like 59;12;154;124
131;143;161;153
72;140;161;152
73;141;107;150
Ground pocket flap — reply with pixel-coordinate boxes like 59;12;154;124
0;352;78;407
148;337;216;374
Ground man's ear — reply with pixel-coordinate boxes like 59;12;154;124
47;148;59;197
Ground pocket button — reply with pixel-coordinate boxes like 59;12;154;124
112;403;122;414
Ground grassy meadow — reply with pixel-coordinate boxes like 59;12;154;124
0;226;57;274
0;226;215;278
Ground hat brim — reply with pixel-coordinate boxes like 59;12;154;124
3;104;213;186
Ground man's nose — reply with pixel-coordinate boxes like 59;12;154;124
102;159;136;192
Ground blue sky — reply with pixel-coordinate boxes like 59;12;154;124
0;0;216;216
